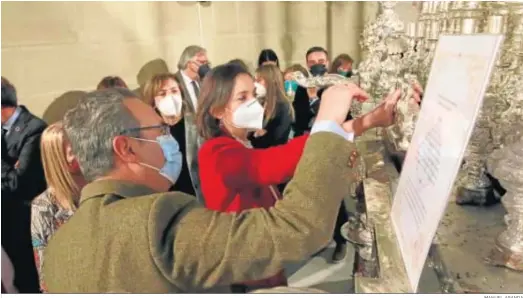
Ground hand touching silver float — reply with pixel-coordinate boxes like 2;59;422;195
354;1;422;151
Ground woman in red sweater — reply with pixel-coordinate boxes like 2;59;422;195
196;63;307;291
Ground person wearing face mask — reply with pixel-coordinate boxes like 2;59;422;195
329;54;354;78
195;64;419;292
142;73;201;200
197;64;311;291
41;86;416;293
249;64;294;149
174;45;211;116
250;65;295;194
292;46;330;137
282;64;309;100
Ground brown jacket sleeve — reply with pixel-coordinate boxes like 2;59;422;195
149;132;360;291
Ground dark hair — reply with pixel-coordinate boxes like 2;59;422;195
196;64;251;140
257;49;280;68
329;54;354;73
97;76;128;90
305;46;329;61
228;59;250;72
1;77;18;107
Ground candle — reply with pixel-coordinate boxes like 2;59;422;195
406;22;417;37
485;15;506;34
461;18;478;34
416;22;425;38
430;22;440;39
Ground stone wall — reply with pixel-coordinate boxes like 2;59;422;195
1;1;418;118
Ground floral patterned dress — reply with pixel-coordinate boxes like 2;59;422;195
31;190;74;293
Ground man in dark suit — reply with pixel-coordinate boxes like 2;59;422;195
291;47;353;263
1;77;47;293
292;46;330;137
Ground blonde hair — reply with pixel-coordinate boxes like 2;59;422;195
256;64;295;123
40;122;80;211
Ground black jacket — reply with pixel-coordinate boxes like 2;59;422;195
249;99;293;149
167;120;196;196
1;105;46;293
2;105;47;203
292;87;352;137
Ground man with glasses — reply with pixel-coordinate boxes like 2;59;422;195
174;45;210;114
42;86;396;293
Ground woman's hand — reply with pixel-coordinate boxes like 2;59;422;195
316;83;369;125
367;89;402;128
411;81;424;105
343;89;401;135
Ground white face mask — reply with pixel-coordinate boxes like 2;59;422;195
254;82;267;98
232;98;264;130
156;94;182;117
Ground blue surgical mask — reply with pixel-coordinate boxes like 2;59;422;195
284;80;298;93
133;135;183;184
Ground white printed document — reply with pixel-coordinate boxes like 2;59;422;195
390;34;504;293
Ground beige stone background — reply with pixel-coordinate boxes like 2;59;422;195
1;1;419;120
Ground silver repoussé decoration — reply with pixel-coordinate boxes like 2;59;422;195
486;3;523;272
356;1;421;152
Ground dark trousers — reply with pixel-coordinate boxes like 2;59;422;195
1;204;40;293
333;201;349;245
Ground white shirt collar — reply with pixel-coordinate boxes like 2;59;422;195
181;70;197;85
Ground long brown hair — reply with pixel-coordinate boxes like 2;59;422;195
40;122;81;211
256;64;295;123
196;64;251;140
142;73;183;125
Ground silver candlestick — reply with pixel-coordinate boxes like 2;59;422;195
418;1;443;88
454;2;498;206
487;133;523;272
486;3;523;272
490;3;523;149
484;2;513;150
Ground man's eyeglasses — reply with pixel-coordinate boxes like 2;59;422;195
120;124;170;136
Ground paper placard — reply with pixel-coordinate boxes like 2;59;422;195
390;34;504;293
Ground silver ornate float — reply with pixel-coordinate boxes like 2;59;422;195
486;3;523;272
457;1;522;206
356;1;421;152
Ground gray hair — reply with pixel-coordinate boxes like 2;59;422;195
63;88;140;182
177;45;206;70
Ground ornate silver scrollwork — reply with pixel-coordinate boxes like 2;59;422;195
486;3;523;272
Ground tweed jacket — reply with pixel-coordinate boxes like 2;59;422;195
43;132;361;293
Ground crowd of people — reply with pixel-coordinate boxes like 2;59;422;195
1;44;421;293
